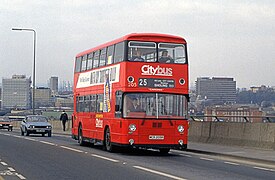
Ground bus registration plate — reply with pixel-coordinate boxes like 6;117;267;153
149;135;164;140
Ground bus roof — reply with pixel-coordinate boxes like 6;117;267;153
76;33;186;57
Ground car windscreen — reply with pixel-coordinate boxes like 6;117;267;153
26;116;48;122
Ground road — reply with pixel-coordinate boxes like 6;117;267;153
0;130;275;180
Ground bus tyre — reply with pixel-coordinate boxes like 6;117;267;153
159;148;170;154
104;127;113;152
78;124;85;146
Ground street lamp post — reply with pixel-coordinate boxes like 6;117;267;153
12;28;36;115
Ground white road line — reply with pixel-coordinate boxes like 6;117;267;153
0;162;8;166
40;141;56;146
8;167;16;172
91;154;119;163
199;157;214;161
224;161;240;166
180;154;192;157
24;137;37;142
16;173;26;180
53;134;70;138
133;166;186;180
60;146;84;153
13;135;23;138
253;166;275;172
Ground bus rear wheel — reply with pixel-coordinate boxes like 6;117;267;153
104;127;113;152
78;124;85;146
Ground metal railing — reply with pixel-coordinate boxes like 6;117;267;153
189;115;275;123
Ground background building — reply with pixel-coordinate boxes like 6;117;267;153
49;76;58;96
33;87;52;108
1;75;31;110
196;77;236;104
204;105;263;122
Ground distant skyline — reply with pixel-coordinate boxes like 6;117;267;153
1;1;275;88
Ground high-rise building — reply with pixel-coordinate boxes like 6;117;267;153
32;87;52;108
196;77;236;104
49;76;58;95
1;75;31;109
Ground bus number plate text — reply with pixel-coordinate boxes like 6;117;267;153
149;135;164;140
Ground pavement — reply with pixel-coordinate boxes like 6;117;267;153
187;142;275;165
50;128;275;165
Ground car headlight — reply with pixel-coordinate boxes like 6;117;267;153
29;125;35;128
129;124;136;132
178;125;184;133
47;126;52;129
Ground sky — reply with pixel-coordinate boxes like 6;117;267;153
0;0;274;89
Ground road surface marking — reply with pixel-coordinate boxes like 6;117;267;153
13;135;23;138
16;173;26;179
224;161;240;166
53;134;70;138
40;141;56;146
91;154;119;163
24;137;37;142
0;162;7;166
199;157;214;161
133;166;186;180
60;146;84;153
8;167;15;172
180;154;192;157
253;166;275;172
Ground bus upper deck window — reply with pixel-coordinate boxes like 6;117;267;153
128;41;157;62
158;43;186;64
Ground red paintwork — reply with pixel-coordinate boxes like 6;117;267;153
72;33;189;149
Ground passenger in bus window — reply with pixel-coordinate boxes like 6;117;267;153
130;50;144;62
159;50;173;63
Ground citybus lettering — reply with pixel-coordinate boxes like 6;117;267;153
141;65;172;76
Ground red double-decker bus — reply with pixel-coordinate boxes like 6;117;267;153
72;33;189;153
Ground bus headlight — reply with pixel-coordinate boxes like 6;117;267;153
178;125;184;133
129;124;136;132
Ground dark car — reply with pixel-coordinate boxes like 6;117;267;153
21;115;52;137
0;118;13;131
